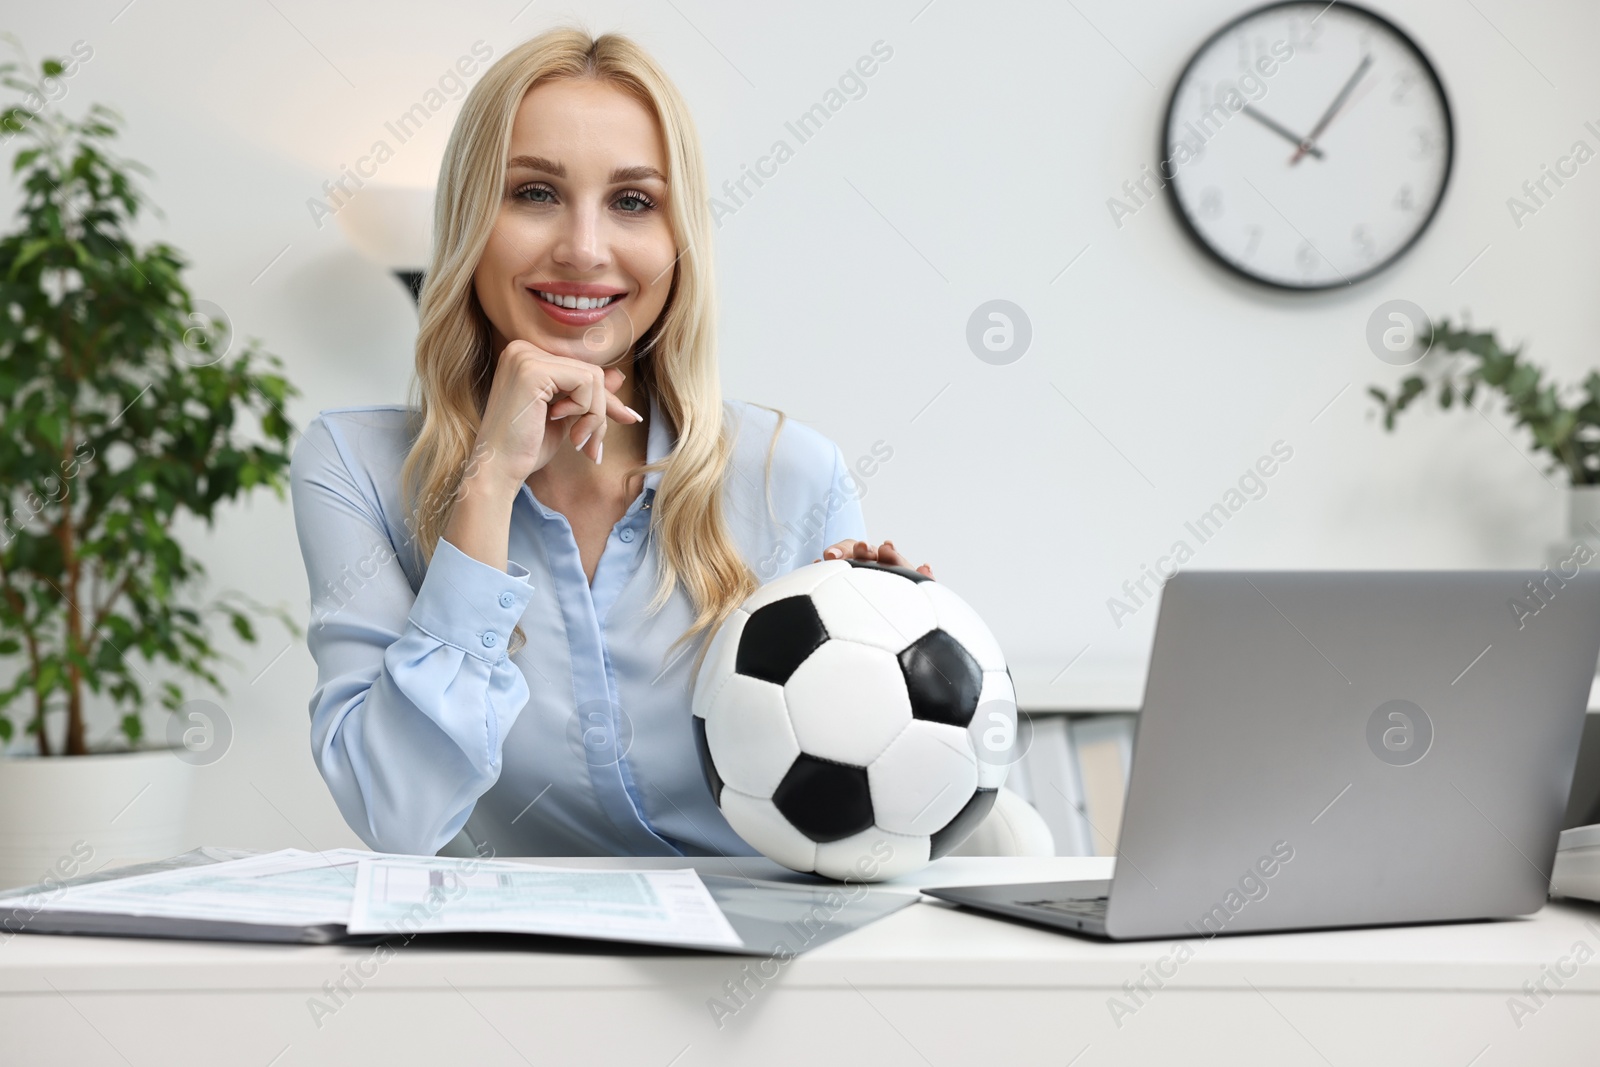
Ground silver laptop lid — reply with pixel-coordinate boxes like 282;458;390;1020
1104;570;1600;940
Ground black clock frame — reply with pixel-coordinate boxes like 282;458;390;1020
1160;0;1455;291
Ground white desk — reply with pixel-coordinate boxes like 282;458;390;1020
3;855;1597;1066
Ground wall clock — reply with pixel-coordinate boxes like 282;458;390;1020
1161;1;1453;290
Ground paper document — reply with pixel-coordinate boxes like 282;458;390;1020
348;856;744;950
8;848;369;926
3;848;746;950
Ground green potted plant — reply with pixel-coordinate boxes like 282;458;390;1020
0;50;300;889
1369;318;1600;565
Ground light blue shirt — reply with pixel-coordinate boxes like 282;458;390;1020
289;388;868;858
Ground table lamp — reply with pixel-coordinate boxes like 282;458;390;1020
333;185;435;305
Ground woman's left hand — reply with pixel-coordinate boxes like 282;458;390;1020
814;539;934;580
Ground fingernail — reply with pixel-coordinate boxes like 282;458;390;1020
578;432;593;450
595;441;603;465
623;405;642;422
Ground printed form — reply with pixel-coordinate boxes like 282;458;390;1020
348;856;744;949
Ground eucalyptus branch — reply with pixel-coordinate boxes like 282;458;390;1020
1368;318;1600;487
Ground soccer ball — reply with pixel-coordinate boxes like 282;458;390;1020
691;558;1018;882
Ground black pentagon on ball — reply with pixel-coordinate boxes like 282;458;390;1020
690;715;723;806
845;558;933;584
929;788;997;860
772;753;875;843
898;628;984;729
736;595;828;685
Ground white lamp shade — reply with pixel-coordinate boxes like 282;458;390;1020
334;185;436;271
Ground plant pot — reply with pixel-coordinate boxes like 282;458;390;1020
1546;486;1600;678
0;748;195;892
1570;486;1600;546
1546;486;1600;571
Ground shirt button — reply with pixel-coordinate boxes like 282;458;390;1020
498;591;515;608
620;528;635;543
482;631;498;648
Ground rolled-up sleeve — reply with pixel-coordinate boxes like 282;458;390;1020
290;416;537;855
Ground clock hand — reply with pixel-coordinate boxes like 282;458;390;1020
1241;105;1325;159
1290;53;1373;164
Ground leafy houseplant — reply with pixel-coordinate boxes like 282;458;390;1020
1368;319;1600;486
0;52;301;758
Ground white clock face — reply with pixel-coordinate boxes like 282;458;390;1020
1163;1;1452;289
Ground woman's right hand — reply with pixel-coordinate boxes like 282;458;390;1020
471;339;643;488
815;538;935;579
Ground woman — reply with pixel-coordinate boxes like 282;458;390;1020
289;27;933;859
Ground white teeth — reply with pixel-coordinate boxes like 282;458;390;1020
535;290;618;311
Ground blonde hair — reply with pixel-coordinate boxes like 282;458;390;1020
401;27;777;680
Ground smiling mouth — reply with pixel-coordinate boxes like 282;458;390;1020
532;289;623;310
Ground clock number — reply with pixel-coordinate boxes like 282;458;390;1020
1199;188;1223;219
1237;33;1274;71
1194;86;1230;133
1394;184;1415;212
1392;69;1416;104
1411;128;1438;159
1242;225;1263;259
1289;16;1323;52
1352;224;1375;260
1296;241;1321;274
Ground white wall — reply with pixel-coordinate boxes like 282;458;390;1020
2;0;1595;852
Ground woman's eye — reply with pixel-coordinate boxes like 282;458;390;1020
616;190;656;213
510;184;655;211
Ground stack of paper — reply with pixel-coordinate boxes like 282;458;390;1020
0;849;744;951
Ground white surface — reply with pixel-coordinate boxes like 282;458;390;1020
1011;663;1148;713
1559;824;1600;850
1551;843;1600;903
4;856;1599;1065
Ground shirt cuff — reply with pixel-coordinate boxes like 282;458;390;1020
408;536;536;662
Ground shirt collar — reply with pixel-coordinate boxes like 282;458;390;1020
642;384;673;496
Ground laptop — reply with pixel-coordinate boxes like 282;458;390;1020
922;569;1600;940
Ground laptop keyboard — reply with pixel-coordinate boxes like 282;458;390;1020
1018;895;1109;919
